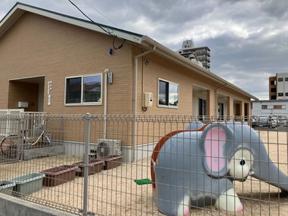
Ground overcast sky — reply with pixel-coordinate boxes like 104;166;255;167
1;0;287;99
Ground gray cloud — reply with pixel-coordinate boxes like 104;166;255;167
0;0;287;99
261;0;288;18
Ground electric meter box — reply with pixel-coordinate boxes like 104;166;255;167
143;92;153;107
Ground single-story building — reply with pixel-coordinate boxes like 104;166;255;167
0;3;257;161
0;3;256;117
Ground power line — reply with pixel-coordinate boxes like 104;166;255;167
67;0;112;35
67;0;126;50
87;4;117;27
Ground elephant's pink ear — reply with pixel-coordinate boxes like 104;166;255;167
203;126;227;176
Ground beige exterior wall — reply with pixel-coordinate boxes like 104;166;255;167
0;12;133;115
136;52;251;117
0;12;251;117
133;52;251;146
0;12;252;148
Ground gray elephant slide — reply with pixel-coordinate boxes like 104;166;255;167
151;122;288;216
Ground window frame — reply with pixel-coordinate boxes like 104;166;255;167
273;105;283;110
64;73;103;106
261;105;268;110
278;92;284;97
157;78;179;109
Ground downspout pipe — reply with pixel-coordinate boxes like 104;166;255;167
131;46;156;162
103;68;109;139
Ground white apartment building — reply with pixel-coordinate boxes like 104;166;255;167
269;73;288;100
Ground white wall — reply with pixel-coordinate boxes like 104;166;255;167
252;100;288;116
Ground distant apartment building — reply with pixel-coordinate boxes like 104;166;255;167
178;40;211;70
252;73;288;117
269;73;288;100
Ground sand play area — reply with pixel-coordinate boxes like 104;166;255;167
0;130;288;215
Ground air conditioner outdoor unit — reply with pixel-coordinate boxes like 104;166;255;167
96;139;121;158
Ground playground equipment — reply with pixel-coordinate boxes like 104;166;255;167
151;122;288;216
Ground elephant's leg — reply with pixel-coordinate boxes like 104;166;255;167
157;184;190;216
215;188;243;212
177;195;190;216
203;178;243;213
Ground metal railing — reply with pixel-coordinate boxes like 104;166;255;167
0;113;287;216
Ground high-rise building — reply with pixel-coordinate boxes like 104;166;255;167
178;40;211;70
269;73;288;100
269;76;277;100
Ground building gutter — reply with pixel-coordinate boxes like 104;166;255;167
131;46;156;162
140;36;258;101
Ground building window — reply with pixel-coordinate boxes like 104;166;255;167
270;80;276;85
274;105;283;110
278;92;284;97
65;74;102;105
286;93;288;96
271;88;276;92
158;79;179;107
271;95;276;100
261;105;268;110
285;77;288;82
278;77;283;82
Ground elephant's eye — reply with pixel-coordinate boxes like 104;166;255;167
240;159;246;166
229;149;253;180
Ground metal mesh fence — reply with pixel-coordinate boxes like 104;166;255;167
0;113;287;216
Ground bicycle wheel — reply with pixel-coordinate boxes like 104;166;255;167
0;136;17;158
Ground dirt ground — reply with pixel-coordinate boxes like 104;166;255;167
1;130;288;216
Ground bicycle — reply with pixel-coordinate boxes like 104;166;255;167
0;125;51;159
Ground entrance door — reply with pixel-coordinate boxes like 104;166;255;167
244;103;249;121
234;102;241;120
218;103;224;120
199;98;207;120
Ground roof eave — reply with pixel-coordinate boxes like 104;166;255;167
140;36;258;101
0;3;143;44
0;3;258;101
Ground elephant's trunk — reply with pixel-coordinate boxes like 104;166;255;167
252;156;288;192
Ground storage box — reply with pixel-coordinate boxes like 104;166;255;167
73;159;104;177
0;181;16;195
42;165;77;187
103;155;122;170
11;173;45;196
